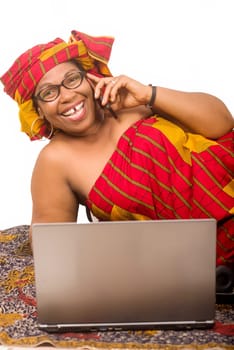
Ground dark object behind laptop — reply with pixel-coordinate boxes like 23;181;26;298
216;265;234;304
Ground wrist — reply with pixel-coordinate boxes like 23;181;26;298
146;85;157;111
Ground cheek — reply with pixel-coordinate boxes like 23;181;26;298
38;102;57;120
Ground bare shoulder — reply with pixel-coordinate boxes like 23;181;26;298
31;136;75;197
31;136;79;225
33;134;76;174
35;137;67;162
32;145;62;190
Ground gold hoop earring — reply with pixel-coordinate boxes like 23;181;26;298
30;116;43;139
30;117;54;140
47;123;54;139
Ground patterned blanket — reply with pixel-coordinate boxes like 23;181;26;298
0;225;233;349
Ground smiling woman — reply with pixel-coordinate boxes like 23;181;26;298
0;27;233;271
0;1;233;232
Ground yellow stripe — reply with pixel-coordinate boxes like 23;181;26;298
227;232;234;241
115;145;192;211
135;132;166;153
221;224;234;241
193;199;213;217
94;187;114;207
39;42;73;61
217;240;231;253
28;70;37;90
91;203;111;220
39;61;47;75
183;133;217;152
192;154;227;191
124;128;193;187
193;178;230;212
207;148;234;176
151;192;182;218
219;256;233;263
109;159;176;206
168;157;192;187
109;159;171;193
117;148;169;180
111;206;151;221
102;173;154;211
132;147;170;173
104;162;183;218
172;187;192;210
152;117;217;164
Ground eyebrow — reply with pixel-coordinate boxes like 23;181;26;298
36;69;81;91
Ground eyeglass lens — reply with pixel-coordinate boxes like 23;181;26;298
37;71;84;102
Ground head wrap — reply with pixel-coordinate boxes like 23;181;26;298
0;30;114;140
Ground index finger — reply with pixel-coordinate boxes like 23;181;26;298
86;73;101;83
86;73;104;99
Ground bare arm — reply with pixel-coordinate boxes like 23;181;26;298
150;87;234;139
30;145;79;242
87;73;234;139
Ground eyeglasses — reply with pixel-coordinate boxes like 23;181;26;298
34;71;86;102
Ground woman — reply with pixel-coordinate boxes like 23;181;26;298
1;30;233;267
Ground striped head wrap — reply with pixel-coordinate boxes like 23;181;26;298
0;30;114;140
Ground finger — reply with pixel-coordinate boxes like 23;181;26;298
105;78;124;106
101;78;120;105
86;73;100;83
86;74;102;99
86;73;112;100
87;75;119;105
108;78;121;103
96;79;112;100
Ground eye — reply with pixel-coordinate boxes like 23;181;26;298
65;72;82;88
39;86;58;100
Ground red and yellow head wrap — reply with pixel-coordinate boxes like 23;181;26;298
0;30;114;140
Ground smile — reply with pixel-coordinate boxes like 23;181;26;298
61;101;84;120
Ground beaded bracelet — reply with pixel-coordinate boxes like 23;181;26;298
146;84;157;109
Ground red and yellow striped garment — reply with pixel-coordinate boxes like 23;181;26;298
86;115;234;266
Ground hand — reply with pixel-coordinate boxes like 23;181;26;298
86;73;151;112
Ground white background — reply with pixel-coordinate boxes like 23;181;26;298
0;0;233;229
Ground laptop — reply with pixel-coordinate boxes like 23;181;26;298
32;219;216;332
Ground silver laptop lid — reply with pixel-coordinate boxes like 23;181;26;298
32;219;216;331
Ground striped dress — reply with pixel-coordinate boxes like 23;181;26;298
86;116;234;266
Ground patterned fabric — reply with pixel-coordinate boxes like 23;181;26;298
87;116;234;266
0;30;113;140
0;225;234;349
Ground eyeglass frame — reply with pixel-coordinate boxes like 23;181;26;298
33;70;86;103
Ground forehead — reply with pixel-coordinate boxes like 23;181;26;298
36;61;78;89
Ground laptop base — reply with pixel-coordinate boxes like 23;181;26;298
39;320;215;333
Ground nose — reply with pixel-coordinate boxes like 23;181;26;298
59;85;76;102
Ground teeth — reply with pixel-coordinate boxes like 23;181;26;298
75;103;83;111
63;108;75;117
62;102;83;117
